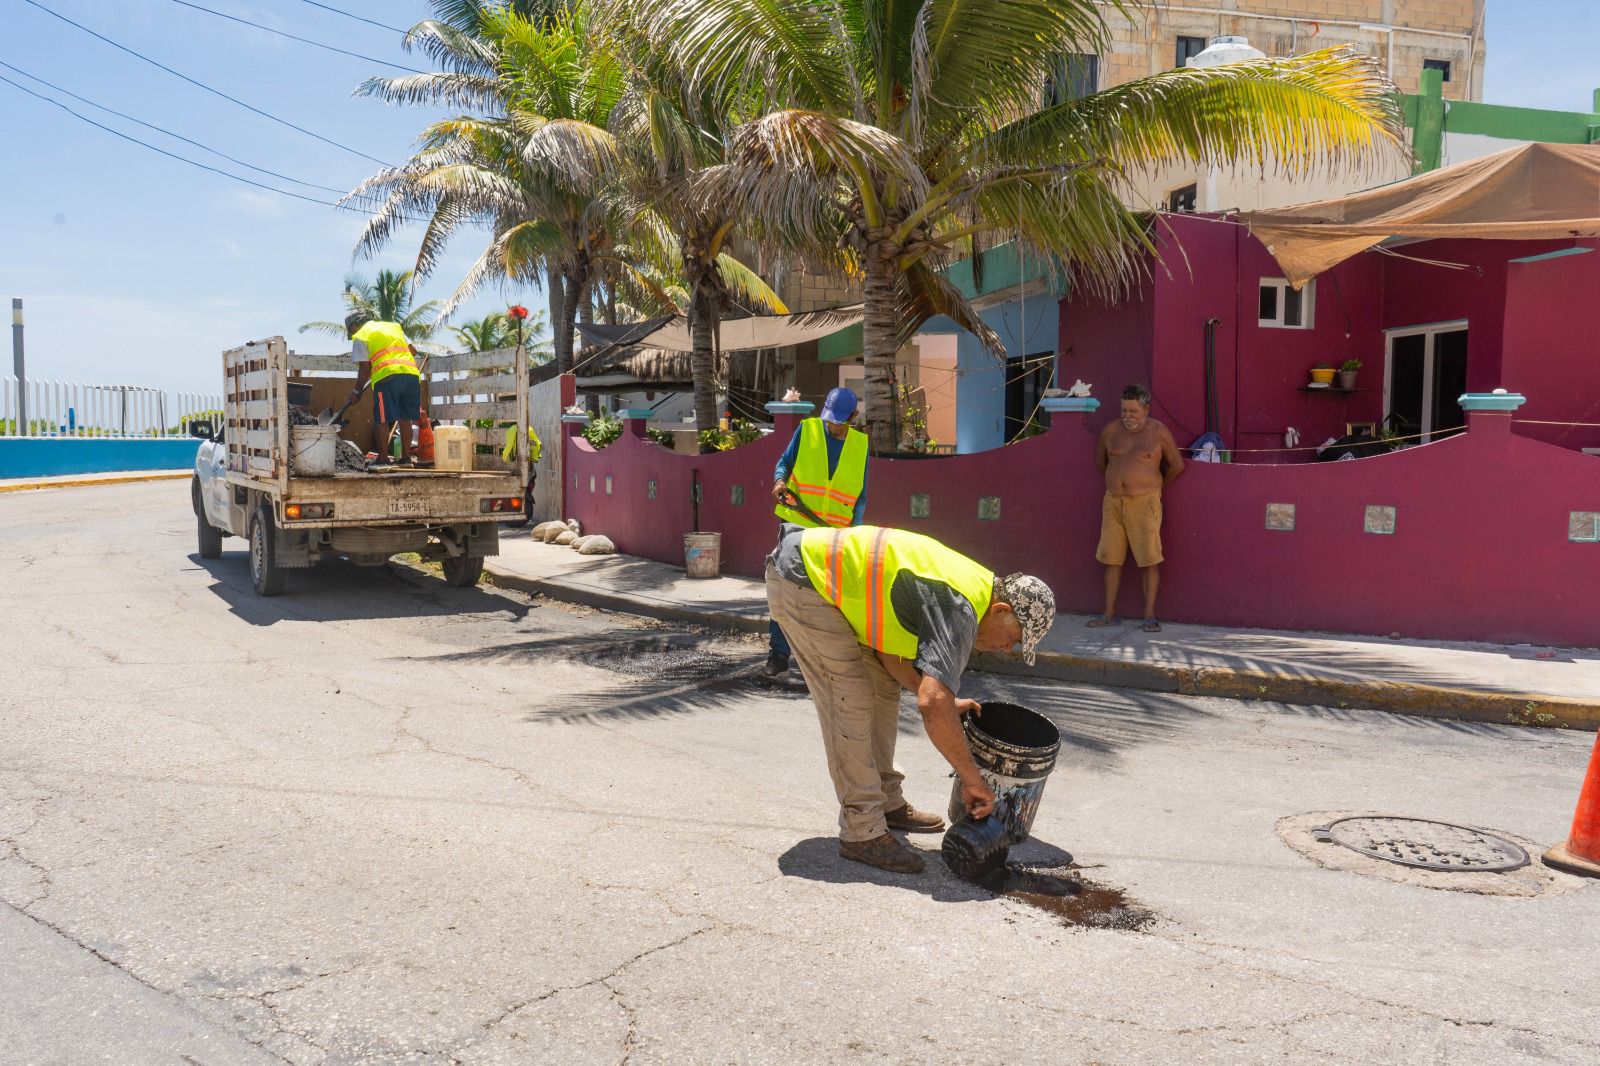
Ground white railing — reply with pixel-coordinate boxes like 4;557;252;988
0;377;223;438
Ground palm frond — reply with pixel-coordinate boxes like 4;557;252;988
894;258;1004;356
714;253;788;313
983;47;1406;179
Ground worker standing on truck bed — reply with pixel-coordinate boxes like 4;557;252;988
346;310;423;466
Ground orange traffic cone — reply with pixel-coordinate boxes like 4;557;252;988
417;413;436;466
1544;731;1600;878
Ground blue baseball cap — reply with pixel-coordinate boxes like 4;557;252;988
820;386;858;424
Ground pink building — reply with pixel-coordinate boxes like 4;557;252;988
1060;214;1600;460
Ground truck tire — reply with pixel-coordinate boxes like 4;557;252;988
441;553;484;587
193;478;224;559
248;503;287;596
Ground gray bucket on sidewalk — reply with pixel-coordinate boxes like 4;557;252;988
946;702;1061;841
683;532;722;578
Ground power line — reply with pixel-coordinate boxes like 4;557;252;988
20;0;394;167
0;58;347;195
297;0;411;36
0;73;431;225
165;0;430;74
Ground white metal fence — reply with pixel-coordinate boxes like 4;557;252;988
0;377;222;438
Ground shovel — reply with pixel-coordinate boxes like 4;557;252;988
318;380;370;427
777;488;830;528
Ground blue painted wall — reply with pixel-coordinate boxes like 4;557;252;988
924;295;1059;453
0;438;201;478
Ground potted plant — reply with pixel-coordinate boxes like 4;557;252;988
1309;363;1336;387
1338;358;1362;390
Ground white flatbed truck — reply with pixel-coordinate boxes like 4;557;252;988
190;335;532;595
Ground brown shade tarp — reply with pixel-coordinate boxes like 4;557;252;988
1238;143;1600;287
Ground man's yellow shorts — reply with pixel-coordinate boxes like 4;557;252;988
1096;492;1164;567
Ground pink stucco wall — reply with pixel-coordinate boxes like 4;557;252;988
1502;245;1600;453
566;403;1600;648
1063;217;1596;461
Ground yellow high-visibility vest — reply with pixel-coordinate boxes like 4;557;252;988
774;418;867;528
354;320;420;385
799;526;994;660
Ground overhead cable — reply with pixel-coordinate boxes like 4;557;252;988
20;0;394;167
298;0;411;36
0;74;431;225
0;58;347;195
165;0;430;74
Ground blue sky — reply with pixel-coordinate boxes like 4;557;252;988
1;0;1596;393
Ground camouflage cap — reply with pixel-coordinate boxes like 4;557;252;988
997;573;1055;666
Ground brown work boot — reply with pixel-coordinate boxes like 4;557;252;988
884;802;946;833
839;833;926;874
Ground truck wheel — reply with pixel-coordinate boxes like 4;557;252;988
441;553;484;587
248;503;287;596
193;478;223;559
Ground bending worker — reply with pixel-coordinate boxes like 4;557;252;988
767;524;1056;874
346;310;423;465
766;386;868;677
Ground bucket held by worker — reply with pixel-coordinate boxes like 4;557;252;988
946;702;1061;841
1544;731;1600;878
941;794;1017;881
289;424;338;476
684;532;722;578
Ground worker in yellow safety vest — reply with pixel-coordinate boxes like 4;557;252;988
764;386;868;677
765;524;1056;874
347;310;424;465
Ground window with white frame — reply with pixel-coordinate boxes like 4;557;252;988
1258;278;1314;329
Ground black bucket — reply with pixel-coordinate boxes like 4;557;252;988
945;702;1061;842
941;795;1015;881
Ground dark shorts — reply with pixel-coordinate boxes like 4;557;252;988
373;374;421;423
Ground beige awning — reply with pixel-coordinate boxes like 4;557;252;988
576;304;863;354
1238;143;1600;287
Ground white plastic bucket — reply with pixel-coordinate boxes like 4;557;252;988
683;532;722;578
290;424;338;476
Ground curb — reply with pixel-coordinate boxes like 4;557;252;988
485;561;1598;731
0;471;190;494
483;566;769;634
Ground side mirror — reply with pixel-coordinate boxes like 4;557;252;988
189;419;214;439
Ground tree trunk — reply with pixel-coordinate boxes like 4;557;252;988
554;260;590;376
689;280;720;451
546;272;564;358
860;245;901;453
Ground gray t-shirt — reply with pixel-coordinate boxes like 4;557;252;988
769;526;979;693
350;337;371;363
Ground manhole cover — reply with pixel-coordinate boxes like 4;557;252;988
1312;817;1529;872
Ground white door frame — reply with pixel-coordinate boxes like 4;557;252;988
1383;319;1468;442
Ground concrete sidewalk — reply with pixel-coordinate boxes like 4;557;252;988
0;470;190;493
486;531;1599;728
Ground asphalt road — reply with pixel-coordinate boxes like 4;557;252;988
2;481;1597;1066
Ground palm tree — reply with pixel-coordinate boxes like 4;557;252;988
299;268;445;339
615;1;1405;450
451;307;556;362
608;49;789;441
348;3;640;374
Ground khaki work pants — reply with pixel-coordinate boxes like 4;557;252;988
766;565;906;842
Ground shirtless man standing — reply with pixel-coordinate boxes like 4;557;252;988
1088;384;1184;632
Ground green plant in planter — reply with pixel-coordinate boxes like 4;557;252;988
698;418;763;452
646;427;676;448
1340;359;1363;372
582;412;623;450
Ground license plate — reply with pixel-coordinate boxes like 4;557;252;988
388;497;426;516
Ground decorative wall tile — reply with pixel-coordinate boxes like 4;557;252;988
604;475;613;496
978;496;1002;521
588;475;596;494
1264;503;1296;531
1570;511;1599;543
910;493;931;519
1364;504;1396;535
731;484;745;506
647;479;657;500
